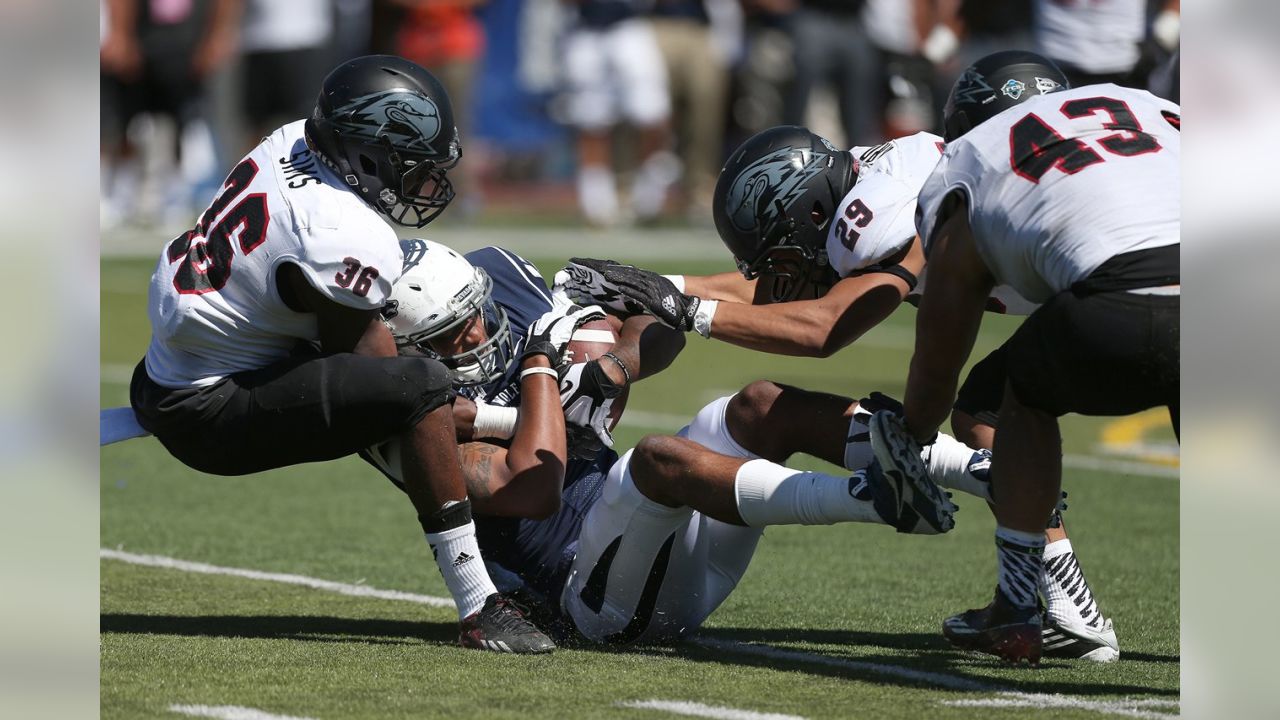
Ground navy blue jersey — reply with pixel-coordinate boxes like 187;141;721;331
459;247;611;609
459;246;554;408
476;447;616;604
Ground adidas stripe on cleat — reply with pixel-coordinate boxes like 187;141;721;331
458;593;556;654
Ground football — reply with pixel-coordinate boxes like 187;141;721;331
566;316;629;429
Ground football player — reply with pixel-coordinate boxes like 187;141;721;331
559;121;1120;660
368;241;958;645
363;239;685;624
128;56;553;653
873;51;1178;665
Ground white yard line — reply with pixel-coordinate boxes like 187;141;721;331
169;704;318;720
100;548;455;608
941;692;1180;719
618;699;806;720
106;549;1176;720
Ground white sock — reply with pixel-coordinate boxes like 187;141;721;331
924;433;993;501
1040;538;1105;628
735;458;882;527
995;526;1045;610
577;165;619;225
425;521;498;619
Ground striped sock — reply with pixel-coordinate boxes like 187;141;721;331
995;526;1046;609
1040;539;1103;628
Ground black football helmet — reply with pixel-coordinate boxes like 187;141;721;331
305;55;461;228
712;126;855;302
943;50;1071;141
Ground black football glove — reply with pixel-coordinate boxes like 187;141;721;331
556;258;701;331
559;360;624;458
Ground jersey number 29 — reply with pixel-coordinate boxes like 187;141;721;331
1009;97;1170;184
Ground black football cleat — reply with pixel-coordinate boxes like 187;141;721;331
458;594;556;654
943;590;1043;666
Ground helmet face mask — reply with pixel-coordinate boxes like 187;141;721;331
383;239;516;387
306;56;462;229
713;126;854;302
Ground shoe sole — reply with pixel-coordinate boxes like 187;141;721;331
1042;624;1120;663
869;413;954;533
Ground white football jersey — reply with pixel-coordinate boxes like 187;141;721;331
1033;0;1145;74
916;84;1180;305
826;132;944;277
144;120;403;388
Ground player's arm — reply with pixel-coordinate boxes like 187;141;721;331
598;314;685;385
461;354;568;519
708;239;924;357
901;204;995;443
681;271;758;304
276;262;397;356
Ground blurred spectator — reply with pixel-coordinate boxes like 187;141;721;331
1033;0;1149;88
100;0;241;228
385;0;488;218
781;0;879;147
648;0;741;219
239;0;333;149
561;0;677;227
862;0;937;137
729;0;796;144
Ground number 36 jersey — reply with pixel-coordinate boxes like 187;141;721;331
916;84;1180;305
144;120;403;389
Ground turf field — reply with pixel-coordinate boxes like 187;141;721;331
101;242;1179;720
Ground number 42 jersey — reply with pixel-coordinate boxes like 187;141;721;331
144;120;404;389
916;84;1180;304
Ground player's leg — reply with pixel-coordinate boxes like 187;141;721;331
132;352;552;652
949;346;1118;662
564;27;620;226
631;395;953;533
725;380;993;502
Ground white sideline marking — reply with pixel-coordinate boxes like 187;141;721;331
169;704;318;720
109;550;1178;720
100;549;455;608
618;700;805;720
941;693;1179;719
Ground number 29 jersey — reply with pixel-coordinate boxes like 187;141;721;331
144;120;403;389
916;84;1180;305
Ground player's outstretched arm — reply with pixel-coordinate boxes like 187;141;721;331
708;269;913;357
681;271;758;304
902;210;995;443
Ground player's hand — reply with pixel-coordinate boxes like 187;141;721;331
521;304;608;367
559;361;623;456
558;259;702;331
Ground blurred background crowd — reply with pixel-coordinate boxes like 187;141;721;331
100;0;1180;233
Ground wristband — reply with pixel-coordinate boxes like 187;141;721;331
662;274;686;293
473;403;519;440
692;298;718;339
601;351;632;385
520;366;559;381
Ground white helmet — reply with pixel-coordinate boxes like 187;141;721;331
382;238;515;386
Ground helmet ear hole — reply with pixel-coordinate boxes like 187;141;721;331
810;202;828;227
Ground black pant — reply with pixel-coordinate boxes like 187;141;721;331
956;289;1179;433
131;353;454;476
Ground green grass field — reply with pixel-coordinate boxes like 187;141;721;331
101;252;1179;720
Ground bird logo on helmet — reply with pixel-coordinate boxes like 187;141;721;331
724;147;830;239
